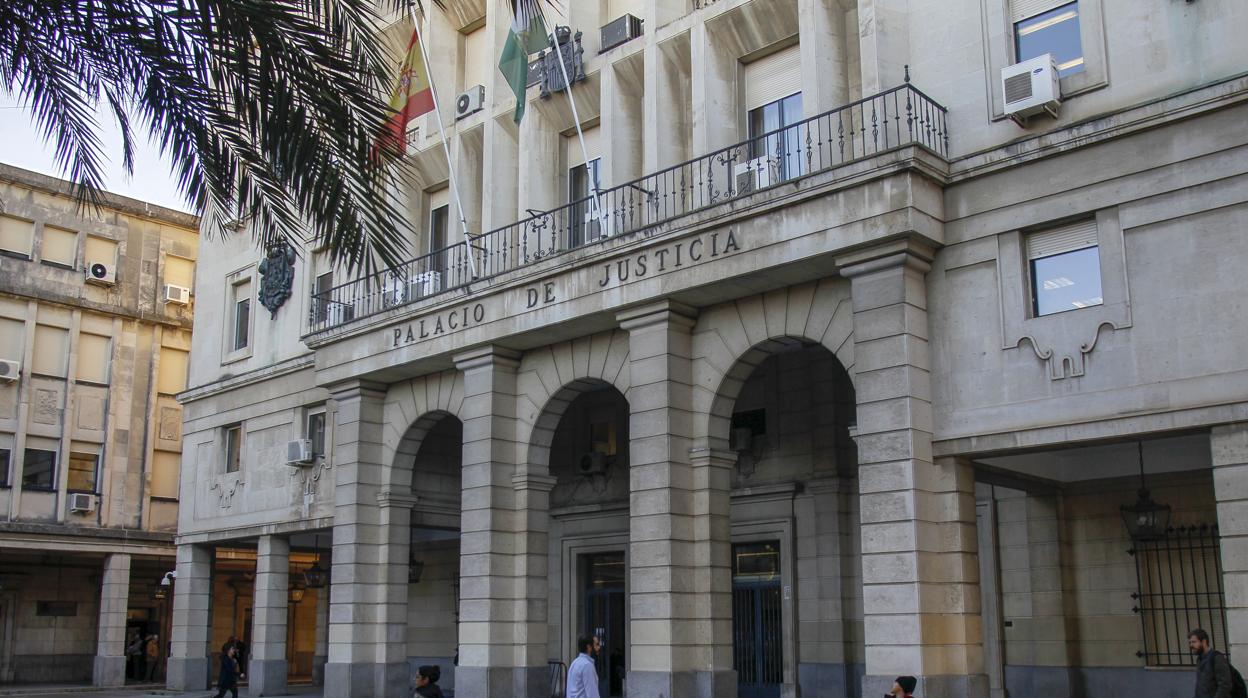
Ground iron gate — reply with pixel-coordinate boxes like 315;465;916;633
732;541;783;698
1130;524;1228;666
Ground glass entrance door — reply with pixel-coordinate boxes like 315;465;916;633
732;541;783;698
582;552;626;697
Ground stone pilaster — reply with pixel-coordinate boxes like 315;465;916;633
1212;423;1248;659
92;553;130;687
839;241;987;698
454;346;542;698
619;302;736;698
168;544;213;691
251;535;289;696
513;472;557;678
325;380;410;698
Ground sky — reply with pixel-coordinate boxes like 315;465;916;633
0;90;194;214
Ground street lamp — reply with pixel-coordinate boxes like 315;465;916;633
303;535;328;589
1120;441;1172;542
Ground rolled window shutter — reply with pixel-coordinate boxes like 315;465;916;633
463;27;487;89
1026;219;1098;260
743;45;802;112
567;126;601;167
1012;0;1076;23
429;187;450;211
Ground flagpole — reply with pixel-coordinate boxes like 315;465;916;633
547;29;607;233
410;7;480;279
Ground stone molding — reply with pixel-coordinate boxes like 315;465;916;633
452;344;522;370
616;298;699;330
835;237;936;277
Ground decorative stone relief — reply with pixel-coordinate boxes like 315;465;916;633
211;478;244;509
257;243;296;318
76;394;105;431
997;208;1132;380
159;406;181;441
33;389;60;424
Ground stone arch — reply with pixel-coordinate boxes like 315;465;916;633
515;329;631;474
382;369;466;491
691;278;856;451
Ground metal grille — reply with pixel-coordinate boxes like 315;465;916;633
733;583;783;696
1130;524;1228;667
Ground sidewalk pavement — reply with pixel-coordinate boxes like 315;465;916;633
0;686;323;698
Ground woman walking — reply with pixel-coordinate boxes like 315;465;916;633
215;644;242;698
414;664;444;698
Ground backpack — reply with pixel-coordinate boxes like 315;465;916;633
1231;662;1247;698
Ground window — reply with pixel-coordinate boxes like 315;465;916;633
76;332;112;384
0;448;9;487
164;254;195;290
307;411;326;459
428;198;450;280
23;448;57;490
31;325;69;377
568;157;603;248
313;271;333;325
0;318;23;362
1028;219;1102;316
462;26;488;92
84;235;118;268
41;226;78;267
230;278;252;352
1014;1;1084;77
225;425;242;473
747;92;804;183
150;450;180;499
0;215;34;257
157;347;188;394
67;449;99;493
1131;525;1228;667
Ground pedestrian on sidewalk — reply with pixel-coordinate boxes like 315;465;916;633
144;634;160;682
414;664;444;698
216;644;242;698
889;675;917;697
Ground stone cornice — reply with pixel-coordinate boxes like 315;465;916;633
179;353;316;404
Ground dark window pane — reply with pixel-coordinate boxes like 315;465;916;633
234;298;250;350
308;412;326;457
585;552;625;589
747;93;804;181
225;426;242;473
67;452;98;493
568;158;602;248
1031;246;1103;316
0;448;9;486
23;448;56;489
1015;2;1084;77
314;272;333;324
733;540;780;581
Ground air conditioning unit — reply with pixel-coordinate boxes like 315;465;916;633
734;156;779;193
583;209;622;239
455;85;485;120
381;276;407;306
729;427;753;452
0;359;19;383
68;493;95;514
85;261;117;286
578;451;607;476
325;301;353;327
410;271;442;299
164;284;191;305
1002;53;1061;125
287;439;314;465
600;14;643;52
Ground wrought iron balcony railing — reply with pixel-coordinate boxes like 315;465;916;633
309;81;948;333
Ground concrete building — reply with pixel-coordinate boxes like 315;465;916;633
170;1;1248;697
0;164;199;685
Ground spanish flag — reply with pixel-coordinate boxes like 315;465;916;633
380;28;435;155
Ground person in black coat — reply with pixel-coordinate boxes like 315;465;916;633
215;645;242;698
414;664;444;698
1189;628;1233;698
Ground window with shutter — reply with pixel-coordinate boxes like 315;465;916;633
1027;219;1102;316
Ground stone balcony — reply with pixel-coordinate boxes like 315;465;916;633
305;82;950;383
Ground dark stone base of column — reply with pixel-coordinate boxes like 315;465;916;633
454;665;548;698
92;655;126;687
249;658;287;696
311;654;327;686
324;661;409;697
863;673;988;698
166;656;210;691
626;669;738;698
799;662;863;698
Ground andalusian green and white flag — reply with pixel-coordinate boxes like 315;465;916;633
498;0;550;124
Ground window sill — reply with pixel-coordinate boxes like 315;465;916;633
22;486;56;492
221;350;252;366
67;489;98;495
0;250;32;261
150;495;179;503
74;379;111;388
40;260;76;271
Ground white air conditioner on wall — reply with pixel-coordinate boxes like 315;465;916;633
1002;53;1061;125
326;302;352;327
583;209;621;239
68;493;95;513
0;359;19;383
287;439;314;465
164;284;191;305
734;156;779;193
85;261;117;286
455;85;485;120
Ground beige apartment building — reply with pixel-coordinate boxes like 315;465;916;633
0;165;198;686
170;0;1248;697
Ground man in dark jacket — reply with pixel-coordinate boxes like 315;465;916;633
1190;628;1232;698
215;645;241;698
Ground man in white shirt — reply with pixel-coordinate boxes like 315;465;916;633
566;634;601;698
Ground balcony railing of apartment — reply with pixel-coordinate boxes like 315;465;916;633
308;79;948;333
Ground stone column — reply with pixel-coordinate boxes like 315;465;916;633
92;553;131;687
838;241;987;698
251;535;290;696
168;544;213;691
324;380;410;698
618;301;735;698
454;346;543;698
312;580;329;686
1212;423;1248;660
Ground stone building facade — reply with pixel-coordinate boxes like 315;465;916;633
0;164;198;685
170;0;1248;697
